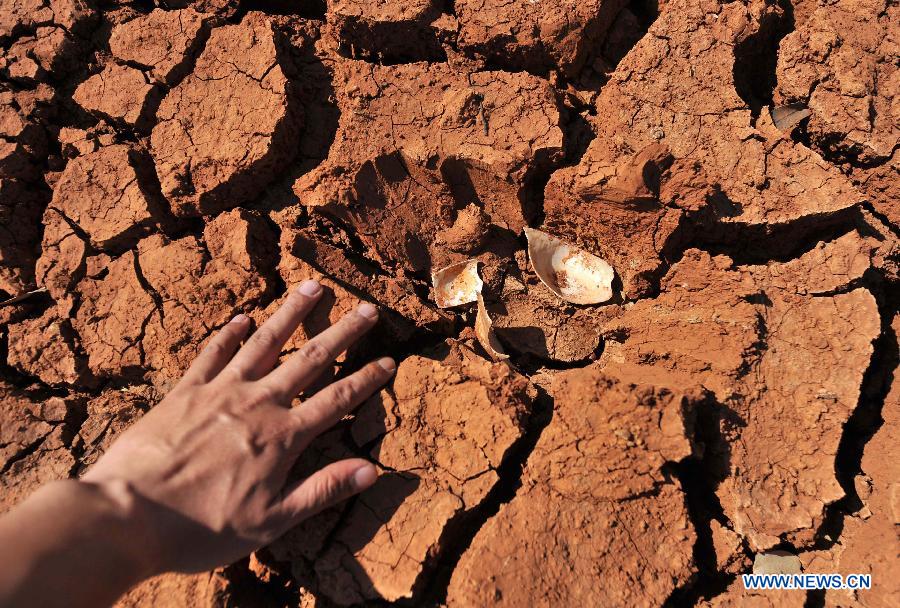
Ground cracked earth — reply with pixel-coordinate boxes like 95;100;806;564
0;0;898;606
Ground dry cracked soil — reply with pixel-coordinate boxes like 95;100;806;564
1;0;898;606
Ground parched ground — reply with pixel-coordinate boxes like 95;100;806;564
1;0;898;606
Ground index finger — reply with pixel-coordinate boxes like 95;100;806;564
225;280;324;380
262;303;379;402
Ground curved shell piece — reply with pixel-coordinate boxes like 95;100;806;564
432;259;483;308
771;103;811;132
524;227;615;305
475;294;508;361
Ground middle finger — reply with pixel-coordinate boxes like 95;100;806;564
262;303;379;402
226;280;323;379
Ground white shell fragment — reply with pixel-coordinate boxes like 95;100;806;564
523;227;615;305
0;287;47;307
475;294;508;361
432;259;483;308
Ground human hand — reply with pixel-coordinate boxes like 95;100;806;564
81;280;394;576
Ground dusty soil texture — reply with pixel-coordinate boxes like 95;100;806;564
0;0;898;606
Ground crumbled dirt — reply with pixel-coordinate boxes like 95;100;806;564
545;143;714;299
1;0;898;605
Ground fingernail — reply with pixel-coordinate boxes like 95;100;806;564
229;313;249;324
352;463;378;491
357;303;378;319
297;280;321;296
377;357;396;373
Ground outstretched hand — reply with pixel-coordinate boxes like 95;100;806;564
84;279;394;573
0;280;394;607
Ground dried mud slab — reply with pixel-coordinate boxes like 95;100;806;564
295;58;563;236
455;0;628;77
70;249;157;378
273;342;532;605
601;229;885;550
0;86;53;294
48;144;162;250
798;317;900;608
0;0;95;42
34;207;87;313
6;307;89;386
447;365;699;607
151;12;301;216
545;143;714;299
321;150;460;273
777;0;898;166
108;8;211;86
114;572;230;608
73;63;162;131
777;0;899;230
555;0;863;230
0;384;81;513
69;208;274;384
0;0;96;83
76;391;149;470
709;519;749;575
0;85;51;182
700;577;805;608
273;207;452;340
137;209;276;386
0;178;44;295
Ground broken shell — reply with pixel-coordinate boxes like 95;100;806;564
432;259;483;308
771;103;811;132
524;227;615;305
475;294;508;361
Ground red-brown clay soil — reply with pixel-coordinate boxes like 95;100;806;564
1;0;898;606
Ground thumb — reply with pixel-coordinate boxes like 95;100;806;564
271;459;377;530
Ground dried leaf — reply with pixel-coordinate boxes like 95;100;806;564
524;227;615;305
432;259;483;308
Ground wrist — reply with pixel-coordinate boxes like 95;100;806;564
37;479;163;582
0;479;159;607
75;478;167;580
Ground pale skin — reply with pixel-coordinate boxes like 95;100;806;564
0;279;394;608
